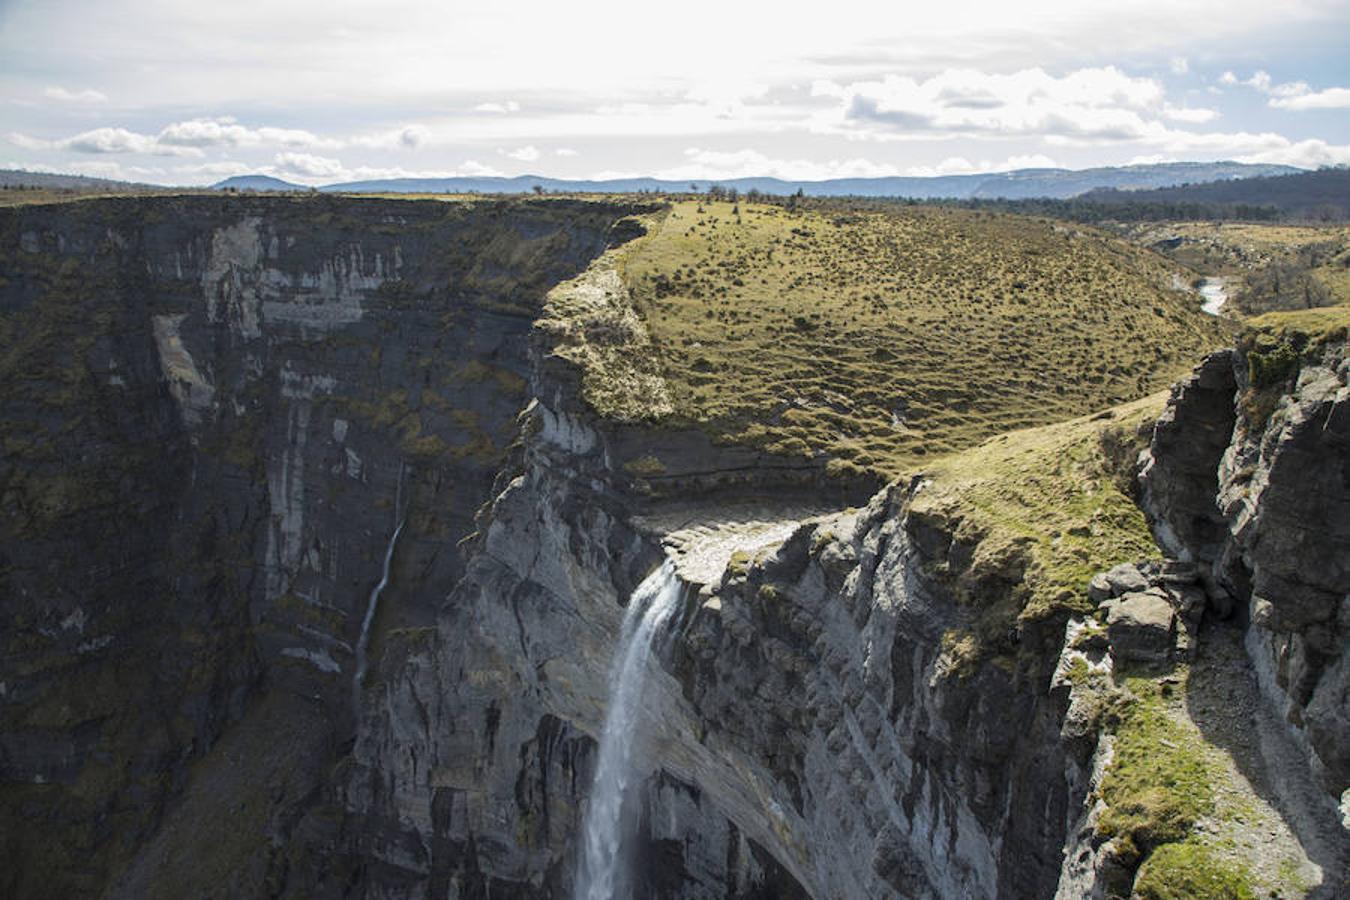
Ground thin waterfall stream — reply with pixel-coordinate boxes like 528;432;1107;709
575;559;684;900
353;463;406;706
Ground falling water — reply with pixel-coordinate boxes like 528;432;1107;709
575;560;684;900
353;464;407;705
353;518;405;704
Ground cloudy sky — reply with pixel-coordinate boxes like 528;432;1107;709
2;0;1349;185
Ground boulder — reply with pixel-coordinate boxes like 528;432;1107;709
1104;590;1175;664
1087;573;1113;603
1103;563;1149;596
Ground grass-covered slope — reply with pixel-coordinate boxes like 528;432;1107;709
596;200;1226;477
912;394;1162;644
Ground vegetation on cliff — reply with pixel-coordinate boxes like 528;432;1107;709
910;394;1162;664
562;199;1227;477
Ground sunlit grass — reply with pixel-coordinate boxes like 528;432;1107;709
608;200;1227;477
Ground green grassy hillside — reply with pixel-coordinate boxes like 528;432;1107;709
581;200;1228;477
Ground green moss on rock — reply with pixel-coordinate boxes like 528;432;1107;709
1133;839;1256;900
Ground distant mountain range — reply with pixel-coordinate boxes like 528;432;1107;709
0;161;1314;203
1079;166;1350;218
211;161;1301;200
210;174;307;192
0;169;155;191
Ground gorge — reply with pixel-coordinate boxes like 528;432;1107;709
0;193;1345;899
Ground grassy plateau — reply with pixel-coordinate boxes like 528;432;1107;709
579;200;1228;476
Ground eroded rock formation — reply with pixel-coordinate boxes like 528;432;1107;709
1142;333;1350;800
1;196;1344;899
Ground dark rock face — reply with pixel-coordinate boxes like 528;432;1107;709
1141;337;1350;796
344;391;1088;898
0;195;649;898
4;192;1343;900
1140;349;1238;565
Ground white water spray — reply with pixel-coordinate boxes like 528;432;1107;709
575;560;684;900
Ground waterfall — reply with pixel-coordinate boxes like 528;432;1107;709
353;463;406;704
575;560;684;900
352;518;405;703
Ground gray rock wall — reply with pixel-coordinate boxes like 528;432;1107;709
1141;333;1350;800
0;195;646;897
344;371;1090;898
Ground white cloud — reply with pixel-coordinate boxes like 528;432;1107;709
175;160;259;178
66;128;166;154
1219;70;1350;110
9;126;203;157
813;67;1170;141
1169;57;1189;75
8;118;340;157
1233;138;1350;168
6;132;54;151
349;125;430;149
905;153;1059;177
505;145;541;162
44;86;108;104
1162;103;1219;123
273;152;345;178
459;161;505;177
653;147;904;181
1270;87;1350;110
555;147;579;157
158;117;329;149
475;100;521;114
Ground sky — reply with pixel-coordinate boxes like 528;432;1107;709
2;0;1349;186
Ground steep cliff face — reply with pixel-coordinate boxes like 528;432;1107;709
0;195;649;897
1141;328;1350;802
343;317;1095;898
3;195;1343;900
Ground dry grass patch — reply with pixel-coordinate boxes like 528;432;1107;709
612;200;1226;477
912;394;1163;657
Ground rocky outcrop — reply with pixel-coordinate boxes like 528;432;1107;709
0;195;651;897
342;356;1098;899
1088;561;1205;664
1141;331;1350;799
4;193;1345;900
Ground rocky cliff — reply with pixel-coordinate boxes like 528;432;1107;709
1;196;1344;899
1141;324;1349;806
0;195;651;897
341;359;1085;898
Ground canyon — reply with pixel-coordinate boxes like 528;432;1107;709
0;195;1345;899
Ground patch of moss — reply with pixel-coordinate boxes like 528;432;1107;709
1133;839;1256;900
1236;314;1347;431
727;550;752;578
1097;677;1219;859
622;454;667;477
1247;339;1301;389
757;583;783;603
1065;656;1091;686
